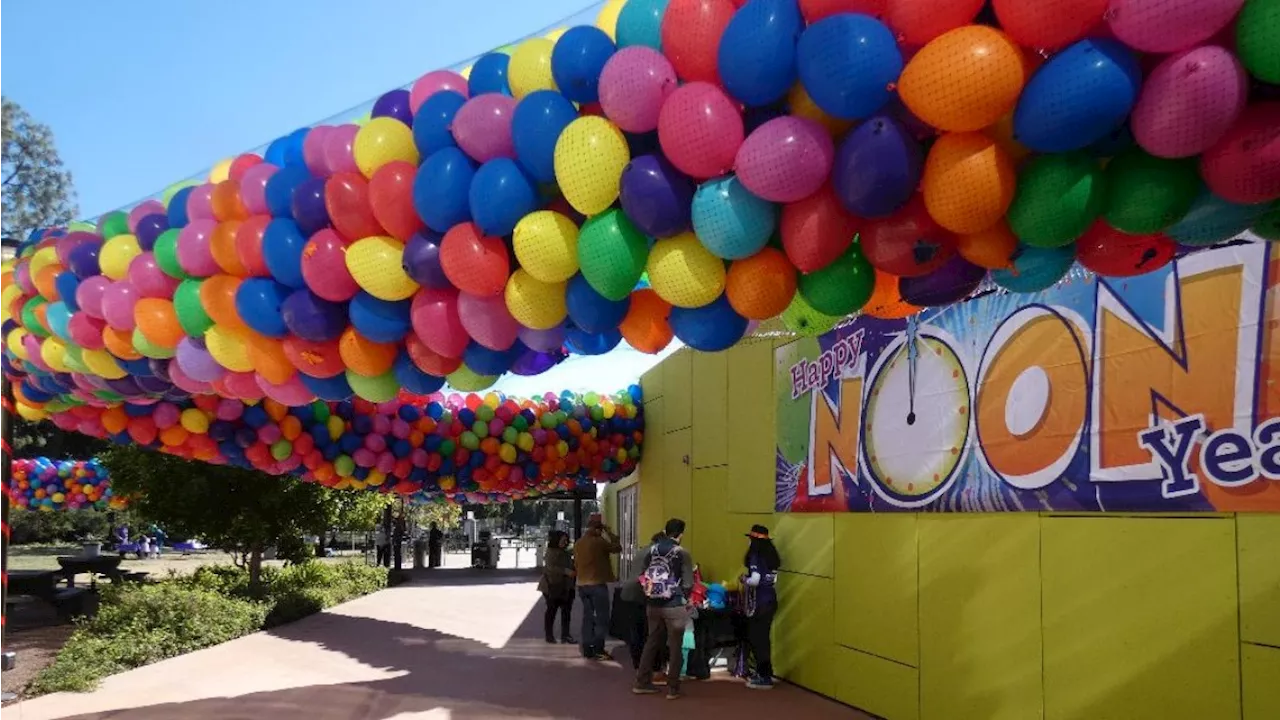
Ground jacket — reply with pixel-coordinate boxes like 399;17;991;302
538;547;574;598
574;529;622;586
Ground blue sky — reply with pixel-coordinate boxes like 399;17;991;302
2;0;602;219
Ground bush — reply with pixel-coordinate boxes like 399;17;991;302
10;509;112;545
263;562;387;627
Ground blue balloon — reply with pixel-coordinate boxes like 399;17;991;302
796;14;901;120
45;302;72;340
551;26;617;104
349;292;412;342
234;278;292;337
566;274;631;333
281;288;347;342
372;89;414;126
413;147;477;232
284;128;309;167
564;327;622;355
833;114;922;217
265;165;313;218
617;0;668;50
690;175;777;259
1166;190;1266;247
413;90;467;158
512;90;579;183
243;404;269;428
463;341;519;375
55;272;81;312
299;372;354;402
717;0;803;107
469;158;539;237
991;245;1076;294
136;214;169;250
290;177;330;236
264;136;290;166
469;53;511;96
262;219;308;288
1014;38;1141;154
167;186;194;229
394;351;446;395
669;293;748;351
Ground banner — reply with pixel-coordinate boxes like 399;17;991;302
775;243;1280;513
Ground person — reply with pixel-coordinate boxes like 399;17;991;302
574;514;622;660
538;530;577;644
622;532;671;675
149;524;167;557
633;518;695;701
374;525;390;568
428;523;444;568
392;512;407;569
742;524;782;690
137;534;152;560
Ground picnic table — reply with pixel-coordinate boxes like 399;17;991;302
57;555;123;588
7;567;99;621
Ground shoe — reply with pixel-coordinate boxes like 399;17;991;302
746;676;774;690
652;672;668;686
589;651;613;661
666;687;681;701
632;684;660;695
545;636;558;644
561;636;577;645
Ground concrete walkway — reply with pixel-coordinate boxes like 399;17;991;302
9;570;871;720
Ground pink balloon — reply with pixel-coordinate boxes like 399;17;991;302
169;362;213;394
24;335;52;372
391;417;411;438
55;231;101;266
67;312;107;349
240;163;279;215
735;116;834;203
152;402;180;429
100;281;140;331
324;125;360;175
258;373;312;407
372;413;392;435
221;371;264;401
657;82;744;179
303;125;333;176
1131;46;1247;159
127;252;180;298
53;413;79;431
278;455;302;472
215;398;244;421
302;229;360;301
14;263;35;295
598;47;679;133
128;200;166;233
1107;0;1245;54
411;447;429;467
375;451;396;474
176;219;221;277
365;433;387;453
353;447;376;467
411;287;469;359
1200;103;1280;205
75;276;112;320
452;94;517;163
458;291;519;351
186;183;216;221
410;70;470;113
258;423;283;444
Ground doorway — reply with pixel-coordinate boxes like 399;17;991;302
617;484;639;580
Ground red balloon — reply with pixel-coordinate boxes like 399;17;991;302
799;0;887;23
884;0;984;47
411;287;470;359
660;0;736;84
324;172;386;241
406;333;463;376
368;161;423;242
992;0;1107;51
234;215;272;277
282;336;345;378
439;222;509;297
780;183;859;272
860;195;957;277
301;229;361;302
1076;221;1175;278
1200;103;1280;205
228;154;263;182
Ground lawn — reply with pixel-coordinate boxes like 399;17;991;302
7;545;368;577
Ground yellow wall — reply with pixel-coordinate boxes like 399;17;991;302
605;340;1280;720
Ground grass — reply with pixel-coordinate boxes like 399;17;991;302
7;546;366;576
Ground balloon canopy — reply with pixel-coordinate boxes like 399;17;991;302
7;457;125;512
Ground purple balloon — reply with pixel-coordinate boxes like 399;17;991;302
290;176;331;236
373;89;415;127
105;377;143;397
147;358;172;382
518;323;565;352
899;255;986;307
135;214;170;251
833;114;922;218
281;288;347;342
67;242;103;279
175;338;224;382
511;348;563;376
402;231;451;288
135;375;173;394
619;154;694;238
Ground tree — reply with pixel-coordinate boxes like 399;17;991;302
407;501;463;533
2;97;77;242
13;416;112;460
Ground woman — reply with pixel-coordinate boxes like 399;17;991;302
742;524;781;690
538;530;577;644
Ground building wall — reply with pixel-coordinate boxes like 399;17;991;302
605;340;1280;720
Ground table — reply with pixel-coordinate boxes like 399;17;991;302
57;555;123;588
7;569;62;602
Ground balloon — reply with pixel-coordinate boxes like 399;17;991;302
993;0;1107;51
239;163;278;216
860;195;957;277
409;69;469;113
862;270;921;320
100;281;140;331
513;211;580;283
1013;39;1141;153
302;126;332;176
289;177;330;237
133;298;185;349
127;252;179;299
1131;46;1248;159
135;214;170;251
661;0;736;83
1166;189;1267;246
395;350;446;395
833;115;922;217
725;247;796;320
619;288;673;353
735;117;833;203
669;293;747;351
186;187;215;223
617;0;670;50
458;291;520;350
301;229;360;302
577;209;649;301
1200;103;1280;205
446;364;498;392
551;25;616;103
262;219;308;289
413;90;467;159
265;166;313;219
453;94;517;164
366;161;422;242
372;89;414;126
796;14;901;120
412;290;469;361
898;26;1026;133
99;234;141;281
210;181;248;223
1007;152;1107;248
554;116;630;216
353;118;419;179
282;289;348;342
956;221;1018;270
566;273;631;333
717;0;803;107
884;0;984;46
208;220;247;276
67;242;102;279
646;231;725;308
598;47;679;133
1238;0;1280;84
657;82;743;179
797;247;875;315
505;270;568;330
1107;0;1246;54
690;175;777;259
897;254;985;307
284;336;345;378
406;333;463;376
324;125;360;176
173;279;213;336
346;368;399;402
412;147;477;232
618;155;693;239
339;327;397;377
347;236;418;301
565;327;622;356
780;183;857;273
235;278;291;338
1076;222;1176;278
921;132;1016;235
1103;148;1201;234
469;53;512;96
440;223;509;297
509;37;559;100
991;244;1075;293
511;90;579;184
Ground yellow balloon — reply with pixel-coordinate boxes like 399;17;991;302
353;117;419;179
646;232;727;308
787;84;855;137
205;324;254;372
545;27;568;43
82;348;128;379
595;0;626;40
40;337;71;372
509;38;557;99
447;364;498;392
16;402;48;422
505;269;567;330
7;327;28;360
367;470;386;486
513;211;579;283
180;408;211;434
355;112;373;127
29;247;60;279
68;220;97;233
209;157;234;184
62;345;89;374
460;64;473;81
2;284;23;324
99;234;142;281
346;236;418;300
554;116;629;216
162;181;198;207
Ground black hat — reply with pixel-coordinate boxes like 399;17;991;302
745;525;770;539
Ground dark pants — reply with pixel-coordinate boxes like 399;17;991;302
579;584;610;656
748;604;776;679
428;543;442;568
376;544;390;567
544;592;573;640
629;602;668;671
636;606;689;691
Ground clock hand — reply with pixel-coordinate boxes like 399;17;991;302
906;316;919;427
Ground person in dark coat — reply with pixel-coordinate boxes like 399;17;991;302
538;530;577;644
741;524;782;690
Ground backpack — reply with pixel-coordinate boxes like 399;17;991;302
639;544;682;600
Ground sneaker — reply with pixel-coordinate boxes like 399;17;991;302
561;636;577;645
652;672;668;686
592;652;614;662
632;684;660;695
746;676;774;690
545;636;558;644
666;687;681;701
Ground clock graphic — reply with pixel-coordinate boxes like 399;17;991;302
860;321;972;507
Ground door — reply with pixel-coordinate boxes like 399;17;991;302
617;484;639;580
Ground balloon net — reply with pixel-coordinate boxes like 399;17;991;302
8;457;125;512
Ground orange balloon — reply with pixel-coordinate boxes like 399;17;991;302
280;415;302;440
898;25;1026;132
245;332;295;385
159;425;190;447
210;220;247;276
786;83;854;137
102;326;142;360
619;289;673;354
725;248;798;320
134;298;184;349
101;406;129;435
339;327;397;376
211;180;249;222
199;274;248;331
863;271;922;320
262;398;289;422
34;265;62;301
235;215;272;277
983;112;1031;165
921;132;1016;235
956;220;1018;270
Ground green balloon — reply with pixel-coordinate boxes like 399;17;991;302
100;211;130;239
174;279;214;337
780;292;842;337
476;404;494;422
502;426;518;443
311;400;330;423
133;329;175;359
153;230;191;280
439;438;456;456
512;415;529;431
1253;200;1280;241
345;369;398;402
797;247;875;316
270;439;293;461
1007;152;1107;248
460;431;480;450
578;209;649;300
1103;149;1200;234
334;454;355;476
63;345;88;374
471;420;489;437
541;412;557;428
446;364;497;391
1238;0;1280;84
22;297;49;337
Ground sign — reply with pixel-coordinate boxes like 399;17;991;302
774;243;1280;513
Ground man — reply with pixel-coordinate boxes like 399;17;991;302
574;513;622;660
428;523;444;569
633;518;694;701
374;525;390;568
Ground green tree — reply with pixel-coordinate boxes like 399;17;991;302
2;97;77;242
13;416;112;460
407;501;463;532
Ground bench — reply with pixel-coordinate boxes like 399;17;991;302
53;587;99;622
121;571;151;583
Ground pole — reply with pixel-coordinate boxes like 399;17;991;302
573;494;583;543
2;377;17;699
